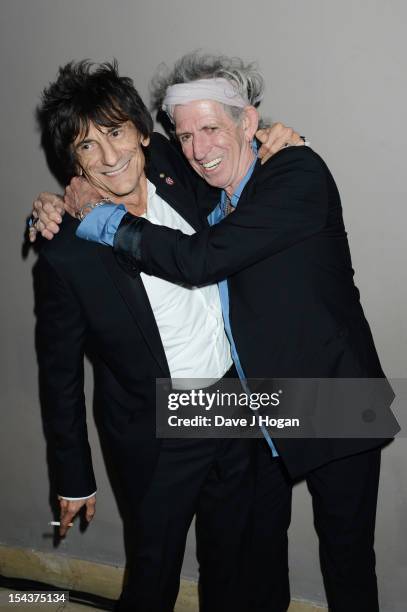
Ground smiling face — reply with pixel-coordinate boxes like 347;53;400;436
73;120;150;202
174;99;258;196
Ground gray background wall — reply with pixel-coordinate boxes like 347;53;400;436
0;0;406;609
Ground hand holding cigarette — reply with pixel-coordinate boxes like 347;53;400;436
57;494;96;537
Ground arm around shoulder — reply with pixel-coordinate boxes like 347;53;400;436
115;147;329;286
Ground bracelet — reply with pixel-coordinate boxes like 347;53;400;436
76;198;111;221
284;136;310;149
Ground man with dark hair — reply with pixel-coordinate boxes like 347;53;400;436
33;60;299;612
37;60;154;179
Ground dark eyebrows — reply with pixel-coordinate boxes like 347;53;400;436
106;124;123;133
74;123;124;149
74;136;91;150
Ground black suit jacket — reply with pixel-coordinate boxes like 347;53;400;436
114;145;397;478
36;133;204;503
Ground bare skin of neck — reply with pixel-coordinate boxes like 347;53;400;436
224;145;256;199
95;173;148;216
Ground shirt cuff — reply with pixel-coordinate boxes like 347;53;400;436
59;491;97;500
76;203;127;246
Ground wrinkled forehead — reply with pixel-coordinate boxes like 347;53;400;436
173;99;234;130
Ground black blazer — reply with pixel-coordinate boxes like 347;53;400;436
114;145;397;478
36;133;204;502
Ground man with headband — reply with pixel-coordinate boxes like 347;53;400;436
31;59;301;612
46;53;393;612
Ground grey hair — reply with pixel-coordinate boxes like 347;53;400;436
150;52;265;121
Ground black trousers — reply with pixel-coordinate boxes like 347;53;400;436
117;435;254;612
250;441;381;612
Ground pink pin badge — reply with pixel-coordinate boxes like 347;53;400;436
165;176;174;185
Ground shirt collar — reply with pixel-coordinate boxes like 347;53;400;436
221;140;258;210
147;178;157;198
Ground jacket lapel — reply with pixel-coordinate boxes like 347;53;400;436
97;142;213;376
148;166;204;231
98;245;170;376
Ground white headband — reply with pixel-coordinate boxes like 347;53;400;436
162;78;249;120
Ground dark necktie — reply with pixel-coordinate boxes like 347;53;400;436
224;194;234;217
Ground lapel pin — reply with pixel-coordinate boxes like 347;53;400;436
165;176;175;185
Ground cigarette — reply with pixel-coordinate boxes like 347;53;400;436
49;521;74;527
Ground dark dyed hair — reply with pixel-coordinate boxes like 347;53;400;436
37;60;153;178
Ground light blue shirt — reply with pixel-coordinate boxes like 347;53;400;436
76;203;126;245
207;145;278;456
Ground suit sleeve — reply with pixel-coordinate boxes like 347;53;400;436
36;253;96;498
114;148;329;286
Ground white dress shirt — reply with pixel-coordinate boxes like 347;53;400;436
62;180;232;500
140;180;232;386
